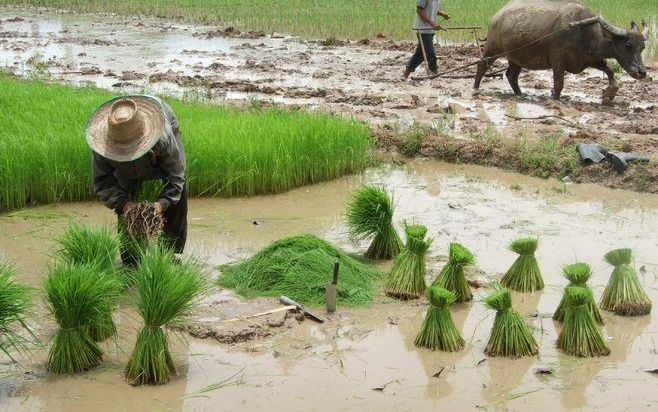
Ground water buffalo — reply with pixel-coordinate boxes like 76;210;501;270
473;0;649;102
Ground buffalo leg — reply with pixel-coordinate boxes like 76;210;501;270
505;62;523;95
591;61;619;104
474;56;496;90
551;63;566;100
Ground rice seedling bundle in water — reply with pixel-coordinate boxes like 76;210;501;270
385;225;432;300
44;263;121;373
125;245;206;385
484;287;538;357
346;186;402;260
432;243;474;302
553;263;604;324
219;234;379;307
599;248;651;316
0;263;32;359
414;286;465;352
500;238;544;292
556;286;610;357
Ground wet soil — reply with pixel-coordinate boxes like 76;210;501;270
1;160;657;411
1;6;657;193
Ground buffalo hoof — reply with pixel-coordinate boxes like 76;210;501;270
602;84;619;105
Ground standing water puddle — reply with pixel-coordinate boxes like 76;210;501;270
1;160;657;411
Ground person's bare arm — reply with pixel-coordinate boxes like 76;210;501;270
416;6;441;31
439;11;451;20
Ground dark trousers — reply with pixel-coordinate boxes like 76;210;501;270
119;186;188;266
406;33;437;73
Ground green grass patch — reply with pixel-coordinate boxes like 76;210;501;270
0;74;372;212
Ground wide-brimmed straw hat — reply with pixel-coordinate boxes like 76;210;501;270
85;95;166;162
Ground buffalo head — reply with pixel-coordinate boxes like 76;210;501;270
600;19;648;79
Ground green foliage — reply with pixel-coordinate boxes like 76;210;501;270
500;237;544;292
553;263;604;324
484;287;538;358
0;263;32;360
385;224;431;300
556;286;610;357
0;74;371;211
432;243;474;302
219;235;379;307
400;126;428;157
55;223;120;271
346;186;402;260
599;248;651;316
44;263;121;373
125;245;207;385
414;287;465;352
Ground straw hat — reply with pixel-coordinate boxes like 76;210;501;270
85;95;166;162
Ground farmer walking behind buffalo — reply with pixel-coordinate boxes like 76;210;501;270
403;0;450;80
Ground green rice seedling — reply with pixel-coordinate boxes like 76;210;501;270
346;185;402;260
44;262;121;373
553;263;604;324
599;248;651;316
220;234;379;307
432;243;474;302
557;286;610;357
385;224;432;300
125;245;206;385
0;263;32;360
484;286;538;357
414;286;465;352
500;238;544;292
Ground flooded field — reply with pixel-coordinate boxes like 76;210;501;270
1;160;657;411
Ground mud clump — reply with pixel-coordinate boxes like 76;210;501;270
196;26;265;39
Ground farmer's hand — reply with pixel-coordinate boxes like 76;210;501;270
122;202;135;214
153;201;164;215
442;13;451;20
433;23;443;31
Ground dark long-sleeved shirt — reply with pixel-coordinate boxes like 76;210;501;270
92;97;186;214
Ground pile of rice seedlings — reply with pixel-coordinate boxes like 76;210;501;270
484;286;538;358
44;263;121;373
599;248;651;316
553;263;604;324
557;286;611;357
414;286;465;352
500;238;544;292
125;245;206;385
431;243;474;302
385;224;431;300
0;263;32;359
219;234;379;307
346;185;402;260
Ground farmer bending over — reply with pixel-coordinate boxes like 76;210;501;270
85;95;187;265
403;0;450;79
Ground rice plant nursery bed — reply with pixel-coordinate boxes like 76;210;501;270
0;74;371;212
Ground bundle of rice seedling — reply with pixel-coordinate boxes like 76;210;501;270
0;263;31;359
553;263;604;324
599;248;651;316
431;243;474;302
219;234;379;306
484;286;538;357
124;202;164;240
45;263;121;373
346;185;402;260
557;286;610;357
55;223;120;270
500;238;544;292
414;286;465;351
125;245;206;385
385;225;432;300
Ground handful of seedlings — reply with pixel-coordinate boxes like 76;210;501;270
599;248;651;316
0;263;32;359
125;245;206;385
385;224;432;300
432;243;474;302
484;286;538;357
346;185;402;260
557;286;610;357
553;263;604;324
44;263;121;373
500;237;544;292
414;286;465;352
124;202;164;240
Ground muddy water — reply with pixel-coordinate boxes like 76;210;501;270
1;160;657;411
1;6;657;140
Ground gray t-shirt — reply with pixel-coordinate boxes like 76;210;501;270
414;0;441;34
